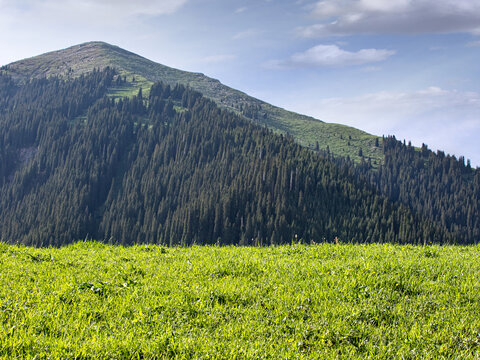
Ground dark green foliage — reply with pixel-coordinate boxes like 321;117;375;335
0;69;124;245
0;73;17;109
0;71;454;246
358;137;480;244
0;68;119;186
99;83;443;246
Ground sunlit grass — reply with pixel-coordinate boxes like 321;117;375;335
1;242;478;358
107;74;153;100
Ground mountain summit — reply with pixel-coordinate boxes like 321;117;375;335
0;44;478;246
1;41;381;163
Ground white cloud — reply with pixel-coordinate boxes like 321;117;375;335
53;0;189;21
198;54;237;64
234;7;248;14
233;29;260;40
294;87;480;165
361;65;382;72
266;44;395;68
300;0;480;36
0;0;190;65
1;0;188;26
467;40;480;47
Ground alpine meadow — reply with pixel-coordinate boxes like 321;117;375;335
0;41;479;359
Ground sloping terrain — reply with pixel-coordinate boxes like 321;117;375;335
0;69;447;246
1;44;478;245
0;41;382;163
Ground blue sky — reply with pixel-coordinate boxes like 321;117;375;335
1;0;480;165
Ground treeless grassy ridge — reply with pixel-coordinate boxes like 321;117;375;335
1;242;479;359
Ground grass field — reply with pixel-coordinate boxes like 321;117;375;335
1;242;479;359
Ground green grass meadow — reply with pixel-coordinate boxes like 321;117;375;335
1;242;479;359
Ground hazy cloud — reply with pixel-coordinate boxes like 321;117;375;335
267;44;395;68
0;0;189;23
233;29;260;40
234;7;248;14
198;54;237;64
361;65;382;72
467;40;480;47
0;0;190;65
300;0;480;36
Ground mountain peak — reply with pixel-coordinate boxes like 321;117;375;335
1;42;382;163
3;41;146;82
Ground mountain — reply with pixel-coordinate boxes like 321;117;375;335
0;41;382;164
0;43;478;246
0;69;449;246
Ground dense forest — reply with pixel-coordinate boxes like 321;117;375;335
356;137;480;243
0;69;477;246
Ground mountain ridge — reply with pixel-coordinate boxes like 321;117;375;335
0;69;451;245
1;57;478;245
1;41;382;163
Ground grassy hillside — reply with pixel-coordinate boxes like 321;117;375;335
1;242;479;359
0;41;382;163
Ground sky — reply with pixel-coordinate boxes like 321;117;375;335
1;0;480;165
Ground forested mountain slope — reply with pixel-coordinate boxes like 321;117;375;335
0;41;381;163
0;69;450;246
356;138;480;243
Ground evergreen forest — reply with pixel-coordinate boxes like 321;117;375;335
357;137;480;243
0;68;478;246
